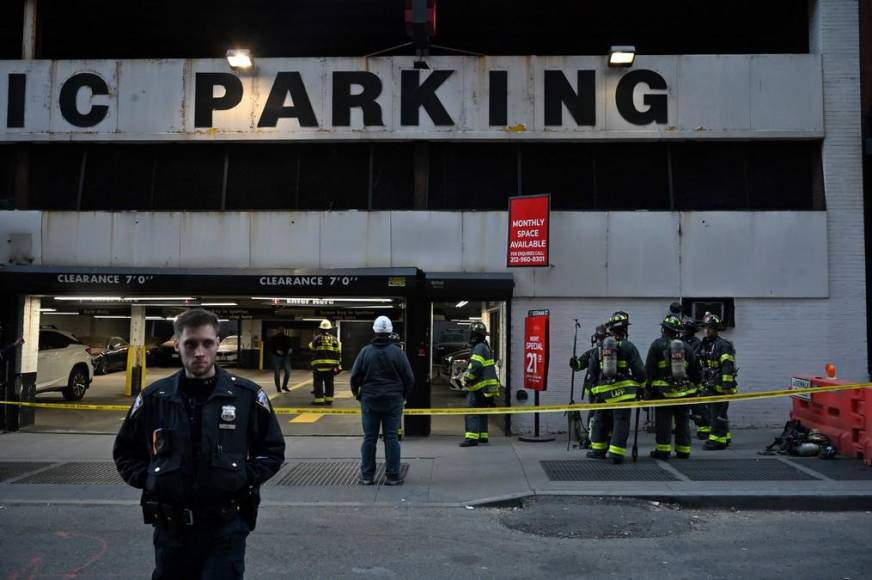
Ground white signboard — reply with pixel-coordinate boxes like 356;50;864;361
0;55;823;141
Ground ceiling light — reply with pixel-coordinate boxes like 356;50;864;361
94;315;131;319
226;49;254;70
42;311;78;316
39;308;56;312
609;45;636;67
54;296;123;301
251;297;393;303
123;297;195;302
455;301;469;308
201;302;238;306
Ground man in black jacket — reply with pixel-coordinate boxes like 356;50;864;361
114;309;285;580
350;316;415;486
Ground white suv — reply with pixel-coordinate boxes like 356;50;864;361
37;328;94;401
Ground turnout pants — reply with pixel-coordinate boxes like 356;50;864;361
708;401;731;444
590;408;631;457
313;370;335;403
654;404;692;456
464;390;494;441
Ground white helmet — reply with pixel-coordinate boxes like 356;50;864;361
319;319;333;330
373;316;393;334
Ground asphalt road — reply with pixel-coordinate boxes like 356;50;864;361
0;498;869;579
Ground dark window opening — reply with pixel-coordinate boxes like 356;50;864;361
0;0;24;58
153;145;224;210
521;143;594;210
298;144;369;210
0;146;15;209
594;143;669;210
672;143;749;210
34;0;808;59
81;145;155;211
28;144;84;210
681;297;736;329
747;142;818;210
227;145;299;210
428;143;518;210
372;143;414;210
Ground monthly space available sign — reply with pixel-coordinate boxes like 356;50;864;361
507;194;550;267
523;309;550;391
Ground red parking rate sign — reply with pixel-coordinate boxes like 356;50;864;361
523;311;549;391
507;194;550;267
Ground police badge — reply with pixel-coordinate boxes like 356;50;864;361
221;405;237;422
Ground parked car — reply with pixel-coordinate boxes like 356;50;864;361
146;338;180;367
37;328;94;401
444;348;471;393
434;329;469;376
80;335;129;375
217;335;240;365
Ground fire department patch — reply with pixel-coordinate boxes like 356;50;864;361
256;389;271;410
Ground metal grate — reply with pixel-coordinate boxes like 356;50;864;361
274;461;409;486
787;458;872;481
540;460;678;482
670;459;820;481
0;462;53;483
13;462;125;485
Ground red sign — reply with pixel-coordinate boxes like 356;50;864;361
507;194;550;267
523;310;550;391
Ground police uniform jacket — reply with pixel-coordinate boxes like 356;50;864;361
697;336;738;394
645;337;701;399
587;339;646;403
113;367;285;508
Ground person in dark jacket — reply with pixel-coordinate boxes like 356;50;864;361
269;327;293;393
350;316;415;486
645;314;701;460
113;308;285;580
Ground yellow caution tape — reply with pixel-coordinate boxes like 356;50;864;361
0;382;869;416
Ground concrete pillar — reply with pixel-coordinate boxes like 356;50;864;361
126;305;146;396
22;0;37;59
12;296;40;429
240;318;262;369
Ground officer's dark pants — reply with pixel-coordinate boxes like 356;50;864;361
709;401;731;444
464;390;494;441
270;354;291;391
152;516;249;580
590;408;631;457
654;404;692;455
313;370;335;402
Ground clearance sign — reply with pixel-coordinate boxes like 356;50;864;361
507;194;550;267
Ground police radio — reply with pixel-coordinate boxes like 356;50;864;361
601;336;618;379
669;340;687;381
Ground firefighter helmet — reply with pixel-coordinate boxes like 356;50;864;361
319;319;333;330
702;312;722;329
606;311;631;330
681;315;699;334
469;321;488;342
661;314;682;335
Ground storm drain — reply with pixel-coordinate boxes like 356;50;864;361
13;462;125;485
0;462;53;483
786;458;872;481
274;461;409;486
540;460;678;482
670;459;820;481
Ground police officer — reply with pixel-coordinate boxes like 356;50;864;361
113;308;285;580
308;319;341;405
645;314;701;460
697;312;737;450
459;321;501;447
585;312;646;464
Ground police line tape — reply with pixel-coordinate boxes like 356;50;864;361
0;382;869;416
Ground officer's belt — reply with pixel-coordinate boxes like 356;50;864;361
146;499;241;528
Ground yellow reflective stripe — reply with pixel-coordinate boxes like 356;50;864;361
468;379;501;392
464;432;480;440
311;359;340;366
617;361;628;368
591;380;640;394
713;385;737;394
709;434;729;444
722;375;734;382
698;426;711;433
470;354;486;364
608;445;626;456
661;388;698;398
720;354;735;363
657;361;669;368
607;392;638;403
656;443;672;452
591;441;608;450
675;445;691;454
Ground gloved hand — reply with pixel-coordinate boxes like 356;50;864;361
333;367;342;376
569;356;578;370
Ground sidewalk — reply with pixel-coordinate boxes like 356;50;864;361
1;428;871;509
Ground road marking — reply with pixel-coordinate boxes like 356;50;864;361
289;413;322;423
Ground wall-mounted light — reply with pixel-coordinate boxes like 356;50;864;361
455;300;469;308
608;45;636;68
226;49;254;71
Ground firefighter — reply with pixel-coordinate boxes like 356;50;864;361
681;315;709;438
697;312;737;450
569;324;608;446
308;319;341;405
585;311;646;464
459;321;501;447
645;314;701;459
